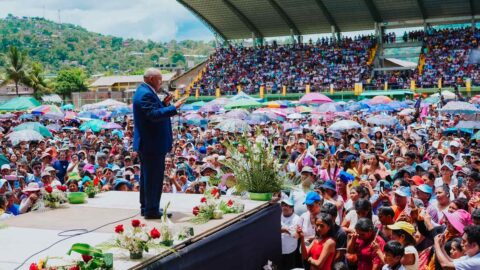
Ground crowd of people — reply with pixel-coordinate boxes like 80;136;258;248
0;90;479;269
195;36;376;94
192;27;480;96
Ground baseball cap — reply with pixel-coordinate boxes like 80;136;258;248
337;171;354;184
450;141;460;148
301;166;314;174
394;186;411;197
298;139;307;144
373;180;392;191
359;138;369;144
303;191;321;205
441;163;454;171
417;184;433;195
411;175;424;186
320;180;336;192
281;198;294;207
387;221;415;236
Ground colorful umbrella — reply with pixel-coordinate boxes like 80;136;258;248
64;111;77;120
287;113;303;120
366;115;398;126
369;96;392;105
13;122;52;137
440;101;480;115
30;105;62;115
473;130;480;140
61;104;75;111
77;111;100;120
398;108;415;116
295;106;313;114
199;103;221;113
299;93;333;104
215;119;251;133
245;114;271;124
369;104;395;112
111;106;132;116
101;122;123;129
79;119;107;132
225;109;250;120
455;121;480;130
7;130;44;145
266;100;291;109
388;101;409;110
328;120;361;131
470;95;480;104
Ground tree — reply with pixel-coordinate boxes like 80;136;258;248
25;62;50;99
54;68;88;100
170;52;185;65
1;46;29;96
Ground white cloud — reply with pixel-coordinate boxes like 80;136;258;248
0;0;214;41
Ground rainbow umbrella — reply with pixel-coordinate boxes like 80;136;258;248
299;93;333;104
30;105;62;115
266;100;291;108
369;96;392;105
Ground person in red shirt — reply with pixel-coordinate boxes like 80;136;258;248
298;212;336;270
347;218;386;270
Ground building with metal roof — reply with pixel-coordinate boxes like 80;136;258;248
178;0;480;40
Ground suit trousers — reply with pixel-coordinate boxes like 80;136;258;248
139;152;166;216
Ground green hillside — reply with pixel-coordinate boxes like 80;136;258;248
0;14;215;75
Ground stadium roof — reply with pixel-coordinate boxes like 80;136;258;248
178;0;480;40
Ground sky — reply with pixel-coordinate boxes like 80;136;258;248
0;0;215;42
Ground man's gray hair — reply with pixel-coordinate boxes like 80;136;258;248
143;68;161;78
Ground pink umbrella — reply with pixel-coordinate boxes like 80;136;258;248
64;111;77;120
299;93;333;104
369;96;392;105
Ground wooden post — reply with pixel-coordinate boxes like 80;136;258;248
282;85;286;96
384;81;388;91
410;80;416;91
216;88;221;98
438;78;442;89
330;84;334;95
195;88;199;99
260;86;265;99
306;84;310;94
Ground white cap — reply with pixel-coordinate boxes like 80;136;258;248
450;141;460;148
1;164;11;171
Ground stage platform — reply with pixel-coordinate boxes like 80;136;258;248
0;192;281;270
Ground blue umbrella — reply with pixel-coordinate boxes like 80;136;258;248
369;104;395;113
77;111;100;120
19;114;36;120
473;130;480;140
245;114;271;124
388;101;409;110
61;104;75;111
442;128;474;136
366;115;398;126
111;106;132;117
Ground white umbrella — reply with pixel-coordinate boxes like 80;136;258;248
6;130;44;145
398;108;415;116
455;121;480;129
366;115;398;126
440;101;480;115
287;113;303;120
328;120;361;131
215;119;251;133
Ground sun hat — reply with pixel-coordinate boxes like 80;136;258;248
44;166;56;172
387;221;415;236
41;172;50;178
303;191;321;205
394;186;411;197
443;209;472;234
22;182;40;192
200;163;216;174
320;180;337;192
301;166;314;174
417;184;433;195
1;164;11;171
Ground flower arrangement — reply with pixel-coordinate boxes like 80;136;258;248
28;243;113;270
191;187;244;224
43;185;67;208
83;181;100;198
111;219;161;259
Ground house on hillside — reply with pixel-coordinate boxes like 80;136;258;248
0;81;34;96
89;73;176;92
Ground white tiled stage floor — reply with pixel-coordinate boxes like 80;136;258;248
0;192;266;270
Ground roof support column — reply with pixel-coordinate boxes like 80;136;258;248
472;18;476;31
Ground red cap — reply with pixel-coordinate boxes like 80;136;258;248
412;175;424;186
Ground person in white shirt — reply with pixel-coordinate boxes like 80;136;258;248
299;191;322;242
434;225;480;270
289;166;314;216
280;198;301;270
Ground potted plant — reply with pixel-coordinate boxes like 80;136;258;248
222;133;285;201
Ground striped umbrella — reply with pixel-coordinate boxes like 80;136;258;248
30;105;62;115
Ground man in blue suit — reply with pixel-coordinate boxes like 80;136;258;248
133;68;186;219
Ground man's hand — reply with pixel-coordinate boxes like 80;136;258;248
174;97;188;109
163;95;174;106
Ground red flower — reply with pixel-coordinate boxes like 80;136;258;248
69;266;80;270
57;185;67;192
81;254;93;263
211;188;220;199
150;228;161;239
227;199;234;207
114;224;124;233
200;197;207;203
192;206;200;216
45;185;53;194
29;263;39;270
131;219;141;227
93;177;100;186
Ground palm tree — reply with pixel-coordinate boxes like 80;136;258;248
0;46;29;96
26;62;50;99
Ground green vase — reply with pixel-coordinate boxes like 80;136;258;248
87;193;95;198
129;250;143;260
249;192;273;201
